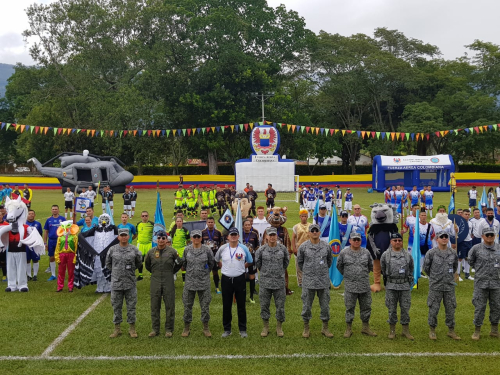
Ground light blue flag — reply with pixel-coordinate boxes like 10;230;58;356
312;199;320;222
411;209;421;288
152;192;166;247
480;186;488;218
105;201;114;225
235;199;243;244
328;204;343;287
448;193;455;215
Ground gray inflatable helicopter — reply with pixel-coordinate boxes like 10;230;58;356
28;150;134;193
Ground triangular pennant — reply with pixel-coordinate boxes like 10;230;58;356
54;127;58;135
297;126;301;132
361;131;365;138
468;127;473;133
357;131;361;138
439;131;444;137
411;133;415;141
444;130;449;136
176;129;181;136
381;132;386;140
86;129;91;136
494;125;498;131
259;122;263;126
196;128;201;134
221;126;225;133
341;130;346;136
474;126;479;133
239;124;244;131
306;127;310;133
43;127;48;134
406;133;410;140
426;134;430;141
315;127;319;135
91;130;96;137
230;125;234;132
0;122;5;130
320;128;324;135
187;129;191;136
147;130;152;137
211;127;215;133
166;130;171;137
330;129;334;135
161;130;165;136
249;123;254;130
133;130;137;136
120;130;123;137
6;123;11;130
416;133;420;141
371;131;375;138
182;129;186;136
391;132;395;140
287;124;291;132
244;123;248;131
435;131;440;137
376;132;380;139
301;126;305;133
292;125;297;133
20;125;25;133
30;126;34;133
202;128;206;134
123;130;128;136
216;126;221;132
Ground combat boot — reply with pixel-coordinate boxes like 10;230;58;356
276;321;284;337
129;323;138;338
429;326;437;340
361;322;377;337
490;324;499;338
321;321;334;338
343;323;353;338
181;322;190;337
471;326;481;340
203;322;212;338
447;327;461;340
401;325;414;340
109;324;121;338
261;320;269;337
388;324;396;339
302;321;310;338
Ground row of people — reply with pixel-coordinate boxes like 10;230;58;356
106;224;500;341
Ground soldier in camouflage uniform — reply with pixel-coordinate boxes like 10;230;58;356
297;223;333;338
145;230;182;338
380;233;414;340
469;226;500;340
423;231;460;340
181;230;215;337
255;226;290;337
105;228;143;338
337;232;376;338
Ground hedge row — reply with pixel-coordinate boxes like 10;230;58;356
126;164;500;176
126;164;373;175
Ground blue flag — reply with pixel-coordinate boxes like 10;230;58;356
312;199;320;222
235;199;243;244
411;209;421;288
152;192;166;247
328;204;343;287
480;186;488;218
448;193;455;215
105;201;114;225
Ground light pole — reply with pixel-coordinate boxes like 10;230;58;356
251;92;275;123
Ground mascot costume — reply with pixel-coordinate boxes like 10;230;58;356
74;214;118;292
0;196;44;292
265;206;294;295
231;192;252;219
366;204;399;293
55;220;80;292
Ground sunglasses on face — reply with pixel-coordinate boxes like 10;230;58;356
351;238;361;242
391;239;403;242
438;235;449;239
485;233;495;238
310;229;319;233
157;236;166;240
192;235;201;239
141;215;148;217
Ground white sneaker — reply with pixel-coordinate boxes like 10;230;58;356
471;269;475;273
44;267;51;273
420;273;428;279
466;276;474;280
458;277;463;282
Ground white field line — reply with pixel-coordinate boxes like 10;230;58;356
40;294;108;357
2;352;500;361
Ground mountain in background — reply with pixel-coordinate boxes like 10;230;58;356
0;63;15;98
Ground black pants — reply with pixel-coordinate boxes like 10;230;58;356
221;273;246;332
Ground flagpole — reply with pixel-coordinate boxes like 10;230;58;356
454;218;459;287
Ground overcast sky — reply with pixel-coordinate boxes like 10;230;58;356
2;0;500;65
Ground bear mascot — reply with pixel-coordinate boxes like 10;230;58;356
366;204;399;293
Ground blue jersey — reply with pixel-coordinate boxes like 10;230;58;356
324;191;333;203
306;192;316;202
314;188;322;200
339;223;350;246
81;224;94;233
118;223;137;244
316;216;331;237
43;216;65;239
76;216;99;227
409;190;420;205
345;193;353;202
26;220;43;235
4;188;12;198
395;190;403;204
336;189;342;199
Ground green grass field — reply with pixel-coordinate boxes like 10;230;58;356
1;187;498;374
